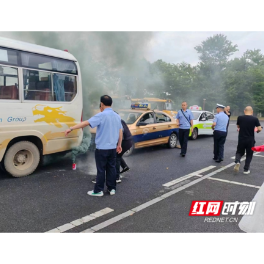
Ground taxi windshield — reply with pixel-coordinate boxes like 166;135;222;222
191;112;201;120
119;111;143;124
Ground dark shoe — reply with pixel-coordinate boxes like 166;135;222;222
215;160;221;163
181;154;185;157
213;157;217;160
92;178;96;184
120;167;130;174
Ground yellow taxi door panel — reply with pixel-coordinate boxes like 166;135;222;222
151;123;168;144
133;112;160;148
135;124;161;148
154;113;174;144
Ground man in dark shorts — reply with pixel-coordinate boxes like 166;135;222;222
234;106;262;174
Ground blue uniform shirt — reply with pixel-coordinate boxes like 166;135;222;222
176;109;194;129
88;108;122;149
213;111;229;132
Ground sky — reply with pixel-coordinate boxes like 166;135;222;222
145;31;264;65
0;31;264;66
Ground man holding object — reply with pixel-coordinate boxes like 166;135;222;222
234;106;262;174
65;95;123;197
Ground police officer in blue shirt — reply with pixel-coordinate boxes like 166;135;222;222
64;95;123;197
175;101;194;157
212;104;229;163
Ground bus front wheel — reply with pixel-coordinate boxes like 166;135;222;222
4;141;40;177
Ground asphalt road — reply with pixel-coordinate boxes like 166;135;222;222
1;122;264;233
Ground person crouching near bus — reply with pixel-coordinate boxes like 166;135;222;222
65;95;123;197
175;101;194;157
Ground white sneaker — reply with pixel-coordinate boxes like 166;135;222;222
87;190;104;197
243;170;250;175
234;163;240;172
116;179;122;183
108;189;116;195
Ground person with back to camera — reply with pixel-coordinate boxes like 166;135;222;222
234;106;262;175
65;95;122;197
115;113;133;182
91;108;132;184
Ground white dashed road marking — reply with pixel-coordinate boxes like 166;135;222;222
207;177;261;189
45;207;114;233
162;166;216;187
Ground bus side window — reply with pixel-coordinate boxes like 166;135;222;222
53;73;77;102
0;65;19;100
23;69;53;101
23;70;77;102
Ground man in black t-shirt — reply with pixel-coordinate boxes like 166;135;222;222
234;106;262;174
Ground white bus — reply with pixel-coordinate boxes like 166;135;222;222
0;37;83;177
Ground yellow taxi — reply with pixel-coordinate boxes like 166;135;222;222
119;107;179;156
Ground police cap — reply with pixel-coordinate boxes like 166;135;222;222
216;103;225;109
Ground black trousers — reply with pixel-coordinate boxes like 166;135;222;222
94;148;116;193
235;137;255;171
179;129;190;155
213;130;227;160
116;140;133;180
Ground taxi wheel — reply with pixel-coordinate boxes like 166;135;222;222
168;133;178;148
191;128;198;140
123;143;134;157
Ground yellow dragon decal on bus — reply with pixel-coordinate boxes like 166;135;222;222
32;104;78;141
32;104;76;128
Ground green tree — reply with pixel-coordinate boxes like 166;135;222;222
194;34;238;66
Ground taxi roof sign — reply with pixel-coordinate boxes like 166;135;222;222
131;103;151;110
189;105;202;110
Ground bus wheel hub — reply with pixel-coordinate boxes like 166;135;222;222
14;151;28;165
